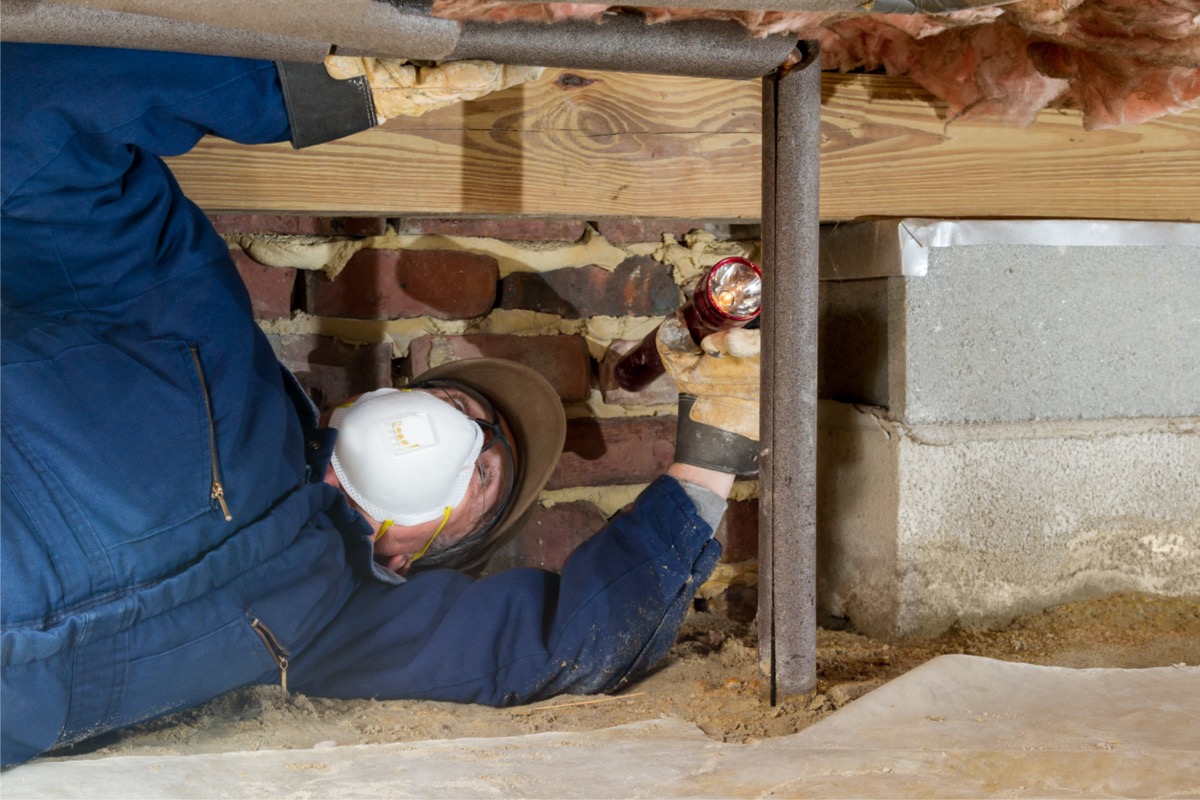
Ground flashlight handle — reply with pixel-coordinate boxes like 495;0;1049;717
611;322;668;392
611;301;744;392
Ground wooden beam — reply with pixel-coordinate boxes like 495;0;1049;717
168;70;1200;222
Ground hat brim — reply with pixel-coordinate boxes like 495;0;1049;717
410;358;566;573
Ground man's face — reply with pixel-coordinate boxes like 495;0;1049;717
323;386;517;575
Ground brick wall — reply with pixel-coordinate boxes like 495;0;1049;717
215;214;760;620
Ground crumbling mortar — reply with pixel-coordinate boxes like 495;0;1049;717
258;309;668;359
566;390;676;420
853;404;1200;446
224;235;368;279
226;225;760;284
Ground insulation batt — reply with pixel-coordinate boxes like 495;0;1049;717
431;0;1200;129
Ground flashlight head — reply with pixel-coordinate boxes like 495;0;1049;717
701;256;762;321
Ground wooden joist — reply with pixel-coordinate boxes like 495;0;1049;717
168;70;1200;222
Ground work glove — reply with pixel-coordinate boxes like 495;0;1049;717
324;56;544;122
657;313;760;475
276;56;544;150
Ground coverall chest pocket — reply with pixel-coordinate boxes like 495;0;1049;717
4;339;224;579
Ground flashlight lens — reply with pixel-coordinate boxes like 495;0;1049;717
708;259;761;317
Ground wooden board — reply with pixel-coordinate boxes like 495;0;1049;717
168;71;1200;222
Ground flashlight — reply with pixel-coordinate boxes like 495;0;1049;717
612;256;762;392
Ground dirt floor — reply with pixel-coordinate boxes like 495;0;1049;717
47;592;1200;761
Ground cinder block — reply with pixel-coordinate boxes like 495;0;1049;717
819;220;1200;423
817;401;1200;639
499;255;680;319
405;334;592;402
308;249;497;320
895;244;1200;423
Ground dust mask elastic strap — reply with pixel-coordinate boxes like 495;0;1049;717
373;506;453;562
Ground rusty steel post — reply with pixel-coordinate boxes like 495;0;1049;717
758;43;821;702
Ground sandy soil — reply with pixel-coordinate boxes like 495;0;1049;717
46;592;1200;761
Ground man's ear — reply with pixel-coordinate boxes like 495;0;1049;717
382;553;412;577
322;463;340;488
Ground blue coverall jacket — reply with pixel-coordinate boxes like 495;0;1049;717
0;44;722;767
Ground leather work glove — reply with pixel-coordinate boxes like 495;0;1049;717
324;56;544;122
657;314;760;475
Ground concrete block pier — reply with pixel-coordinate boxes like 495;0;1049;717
815;219;1200;638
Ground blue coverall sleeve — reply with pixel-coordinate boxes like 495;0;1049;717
290;476;723;704
0;43;291;318
1;43;289;216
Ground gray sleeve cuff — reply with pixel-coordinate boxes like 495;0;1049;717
674;478;728;533
275;61;378;149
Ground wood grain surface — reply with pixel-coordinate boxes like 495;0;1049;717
168;71;1200;222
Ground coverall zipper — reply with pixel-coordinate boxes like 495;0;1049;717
249;618;291;694
188;345;231;521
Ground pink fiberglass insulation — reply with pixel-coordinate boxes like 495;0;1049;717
431;0;1200;129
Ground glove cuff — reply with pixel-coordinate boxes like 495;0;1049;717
276;61;378;149
674;395;759;477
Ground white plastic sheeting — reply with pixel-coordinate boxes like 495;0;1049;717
4;655;1198;799
820;218;1200;279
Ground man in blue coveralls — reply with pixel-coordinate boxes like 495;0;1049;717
0;43;762;766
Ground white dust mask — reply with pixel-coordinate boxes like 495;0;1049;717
328;388;483;525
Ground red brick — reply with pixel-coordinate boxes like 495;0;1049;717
591;219;706;244
209;215;386;236
394;218;588;241
483;501;609;574
592;219;762;244
231;249;296;320
317;218;389;237
499;255;681;319
307;249;497;320
548;417;677;490
598;338;680;407
405;334;592;402
713;499;758;562
265;334;392;411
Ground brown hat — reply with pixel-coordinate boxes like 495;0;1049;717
408;358;566;573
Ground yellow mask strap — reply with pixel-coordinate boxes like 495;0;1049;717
373;519;393;543
412;506;452;562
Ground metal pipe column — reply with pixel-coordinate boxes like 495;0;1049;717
758;42;821;702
